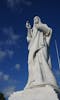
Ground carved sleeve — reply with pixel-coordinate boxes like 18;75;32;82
27;29;32;42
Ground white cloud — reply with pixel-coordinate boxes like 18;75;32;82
7;0;20;8
0;49;14;61
0;71;9;81
15;64;20;70
3;86;16;97
6;50;14;58
3;27;19;40
0;71;20;84
5;39;16;45
7;0;15;8
0;50;6;60
6;0;32;9
3;74;9;81
0;71;3;80
11;34;20;41
0;27;20;61
2;27;20;45
22;0;32;6
0;72;3;76
0;71;10;81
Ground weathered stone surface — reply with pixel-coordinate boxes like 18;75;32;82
8;85;59;100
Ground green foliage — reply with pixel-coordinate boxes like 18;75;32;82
0;93;5;100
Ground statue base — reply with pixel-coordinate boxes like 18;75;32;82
8;85;59;100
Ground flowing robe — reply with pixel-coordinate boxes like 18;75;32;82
25;24;58;89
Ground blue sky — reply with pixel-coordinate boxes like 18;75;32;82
0;0;60;99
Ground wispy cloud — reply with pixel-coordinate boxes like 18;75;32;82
22;0;32;6
0;49;14;61
15;63;20;70
0;72;3;80
0;71;20;85
6;50;14;58
0;27;20;61
3;86;16;97
2;27;20;45
6;0;32;11
0;71;9;81
0;72;20;97
3;74;9;81
0;72;3;76
0;50;6;60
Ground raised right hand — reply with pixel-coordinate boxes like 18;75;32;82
26;21;31;29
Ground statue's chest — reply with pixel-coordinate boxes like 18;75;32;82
32;30;46;46
38;31;46;46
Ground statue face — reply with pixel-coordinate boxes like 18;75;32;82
34;16;41;24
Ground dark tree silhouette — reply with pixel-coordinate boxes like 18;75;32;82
0;93;5;100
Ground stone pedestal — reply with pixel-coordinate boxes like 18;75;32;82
8;85;59;100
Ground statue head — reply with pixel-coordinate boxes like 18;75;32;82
33;16;41;24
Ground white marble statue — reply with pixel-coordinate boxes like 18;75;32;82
8;16;59;100
25;16;58;89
